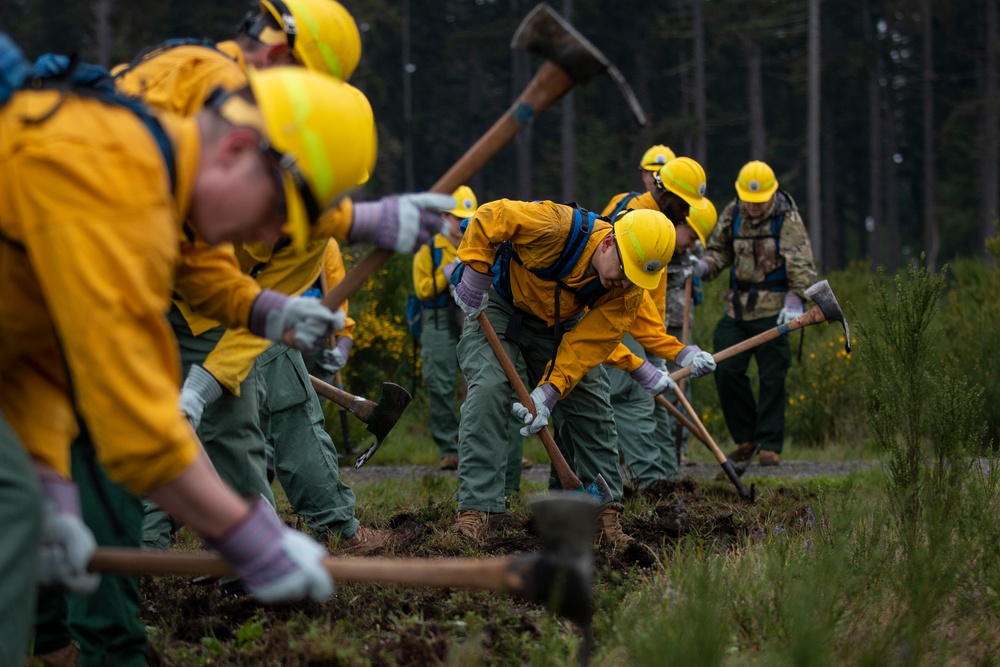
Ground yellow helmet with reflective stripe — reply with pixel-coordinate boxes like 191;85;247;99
656;156;710;212
215;67;376;252
613;209;676;290
639;144;676;172
448;185;478;219
735;160;778;203
686;199;718;246
258;0;361;80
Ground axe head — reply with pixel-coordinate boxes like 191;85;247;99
353;383;412;469
511;3;647;126
581;474;613;506
805;280;851;353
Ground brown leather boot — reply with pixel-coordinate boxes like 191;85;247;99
728;441;758;462
439;456;459;470
27;644;79;667
759;450;781;466
453;510;489;540
341;526;391;553
594;506;633;550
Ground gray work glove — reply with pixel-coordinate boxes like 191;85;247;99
630;360;677;396
675;345;716;379
179;364;223;430
319;336;354;373
37;476;100;594
349;193;456;253
452;266;492;320
512;384;559;436
692;259;710;279
776;294;805;326
211;500;334;604
249;290;345;354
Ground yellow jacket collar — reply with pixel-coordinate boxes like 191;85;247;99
216;40;248;73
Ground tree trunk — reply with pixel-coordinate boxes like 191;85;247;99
807;0;822;267
823;104;839;269
693;0;707;165
922;0;938;270
865;0;884;269
561;0;575;203
981;0;999;256
91;0;113;68
402;0;414;193
883;90;901;272
746;36;766;158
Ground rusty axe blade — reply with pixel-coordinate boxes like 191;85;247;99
804;279;851;353
512;3;647;125
353;382;412;468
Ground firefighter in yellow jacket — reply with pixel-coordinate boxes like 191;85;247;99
448;201;675;547
0;35;372;661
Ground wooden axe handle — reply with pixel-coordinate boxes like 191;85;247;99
476;312;583;491
319;62;577;314
654;394;710;450
660;389;726;465
309;375;375;422
89;548;521;592
668;304;827;382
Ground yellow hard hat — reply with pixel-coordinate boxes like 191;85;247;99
214;67;377;252
613;209;676;290
656;156;710;212
685;199;718;246
258;0;362;80
735;160;778;203
639;144;676;172
448;185;478;219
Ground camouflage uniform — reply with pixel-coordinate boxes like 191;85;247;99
699;191;817;454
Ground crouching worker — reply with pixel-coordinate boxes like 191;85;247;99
0;39;365;662
449;201;675;548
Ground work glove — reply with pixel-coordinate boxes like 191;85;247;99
179;364;223;431
349;193;456;253
37;476;100;594
630;360;676;396
511;384;560;436
776;294;805;326
441;257;461;283
319;336;354;374
675;345;716;379
212;500;334;604
691;259;710;279
452;266;493;320
249;290;345;354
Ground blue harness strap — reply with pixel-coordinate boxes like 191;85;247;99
606;192;641;223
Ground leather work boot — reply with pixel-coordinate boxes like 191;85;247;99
341;526;391;554
27;643;79;667
759;450;781;466
521;457;534;469
594;506;633;550
453;510;489;541
439;456;459;470
728;441;758;462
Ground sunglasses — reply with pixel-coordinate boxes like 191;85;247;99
614;237;625;276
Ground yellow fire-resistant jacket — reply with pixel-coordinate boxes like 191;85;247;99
412;233;457;302
116;38;356;391
459;199;644;398
201;234;356;395
0;90;202;494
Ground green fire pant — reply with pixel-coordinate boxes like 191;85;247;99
0;412;42;666
606;334;675;488
651;325;690;469
420;304;463;458
713;314;791;453
34;436;146;666
456;293;622;513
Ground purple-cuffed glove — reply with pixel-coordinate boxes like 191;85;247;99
453;266;492;320
692;259;710;279
630;360;676;396
37;476;100;594
776;294;805;326
442;257;461;283
249;290;345;354
349;193;456;253
212;501;333;604
511;383;560;436
320;336;354;373
179;364;223;430
676;345;716;379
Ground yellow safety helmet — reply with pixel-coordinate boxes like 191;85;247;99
656;156;710;212
448;185;478;219
639;144;676;172
735;160;778;203
256;0;362;80
613;209;676;290
213;67;377;252
685;199;718;246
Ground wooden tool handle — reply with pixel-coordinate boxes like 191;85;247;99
476;312;582;491
667;385;725;464
668;304;827;382
655;394;707;448
88;548;522;593
309;375;374;422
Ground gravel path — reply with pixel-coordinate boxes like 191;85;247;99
341;459;877;484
